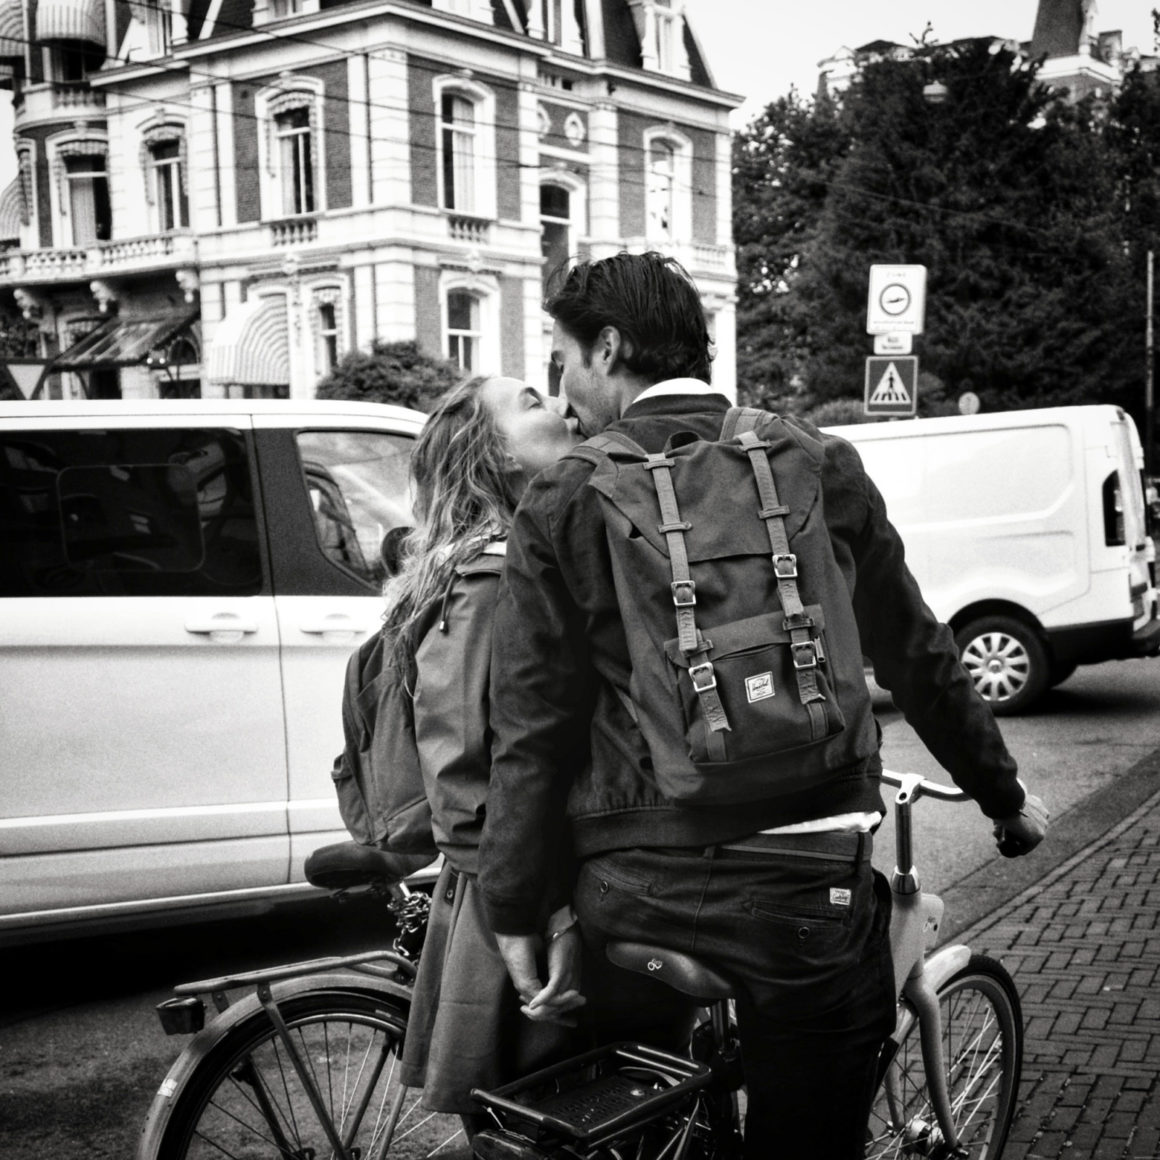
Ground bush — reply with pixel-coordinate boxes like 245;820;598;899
315;340;462;413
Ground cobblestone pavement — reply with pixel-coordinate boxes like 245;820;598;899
955;782;1160;1160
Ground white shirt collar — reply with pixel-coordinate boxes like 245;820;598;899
631;378;718;404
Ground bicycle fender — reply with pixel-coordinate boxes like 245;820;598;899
917;944;971;993
135;971;411;1160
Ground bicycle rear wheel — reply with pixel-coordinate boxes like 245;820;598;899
153;989;468;1160
865;954;1023;1160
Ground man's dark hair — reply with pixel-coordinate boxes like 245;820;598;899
545;251;713;384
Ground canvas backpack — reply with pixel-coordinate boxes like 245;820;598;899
569;406;876;806
329;623;439;853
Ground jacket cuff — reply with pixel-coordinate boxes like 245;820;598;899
481;895;544;937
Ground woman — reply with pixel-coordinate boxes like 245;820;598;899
388;374;583;1122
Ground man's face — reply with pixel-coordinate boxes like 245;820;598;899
551;320;619;438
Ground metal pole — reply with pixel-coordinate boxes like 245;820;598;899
1147;250;1155;479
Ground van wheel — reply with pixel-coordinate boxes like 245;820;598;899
954;617;1049;716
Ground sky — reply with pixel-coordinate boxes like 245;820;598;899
684;0;1157;127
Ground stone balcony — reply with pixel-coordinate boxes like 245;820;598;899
0;233;198;285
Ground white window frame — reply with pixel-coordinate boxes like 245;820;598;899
256;80;327;220
47;132;111;248
432;0;493;20
539;170;587;286
643;127;692;245
252;0;319;25
310;285;346;378
433;76;496;220
629;0;691;80
440;272;499;373
140;123;190;232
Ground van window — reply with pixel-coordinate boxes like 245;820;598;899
0;429;263;597
295;430;414;587
1102;472;1125;547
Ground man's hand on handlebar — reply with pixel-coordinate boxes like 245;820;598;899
993;792;1049;857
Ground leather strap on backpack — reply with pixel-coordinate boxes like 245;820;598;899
734;428;831;741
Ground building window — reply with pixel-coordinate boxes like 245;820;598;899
147;139;188;231
646;139;675;241
440;94;477;213
318;301;339;373
49;44;102;85
540;182;571;290
64;154;111;245
148;0;174;53
276;107;315;215
446;290;481;371
271;0;304;15
654;0;677;72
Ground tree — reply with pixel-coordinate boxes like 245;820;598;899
315;339;461;412
732;89;851;409
734;41;1139;416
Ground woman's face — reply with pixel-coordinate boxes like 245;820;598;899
480;376;581;477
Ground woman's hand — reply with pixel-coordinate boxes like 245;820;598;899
495;930;586;1026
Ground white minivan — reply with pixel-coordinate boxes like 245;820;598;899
825;405;1160;714
0;400;427;945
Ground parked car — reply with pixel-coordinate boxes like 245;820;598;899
0;399;428;945
825;405;1160;714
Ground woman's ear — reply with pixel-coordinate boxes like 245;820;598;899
503;452;529;499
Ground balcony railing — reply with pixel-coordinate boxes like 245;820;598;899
270;217;318;246
0;234;196;285
447;213;490;245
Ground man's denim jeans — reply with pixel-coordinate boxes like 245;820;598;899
575;844;897;1159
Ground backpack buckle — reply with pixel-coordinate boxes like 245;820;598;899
791;642;819;670
689;661;717;692
671;580;697;607
773;553;798;579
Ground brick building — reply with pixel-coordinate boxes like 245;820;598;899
0;0;739;400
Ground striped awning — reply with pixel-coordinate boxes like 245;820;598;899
35;0;105;46
206;295;289;388
0;177;21;240
0;0;23;60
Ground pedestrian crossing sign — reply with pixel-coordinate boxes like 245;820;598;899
864;356;918;416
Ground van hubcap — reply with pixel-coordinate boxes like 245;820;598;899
961;632;1030;702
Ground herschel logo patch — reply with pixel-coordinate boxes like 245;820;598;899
745;672;775;703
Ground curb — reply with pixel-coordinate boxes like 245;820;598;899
937;743;1160;944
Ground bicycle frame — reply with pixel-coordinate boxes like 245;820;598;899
880;771;973;1156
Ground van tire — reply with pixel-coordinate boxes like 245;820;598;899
954;617;1050;716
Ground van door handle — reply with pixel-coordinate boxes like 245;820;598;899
185;614;260;641
298;614;373;638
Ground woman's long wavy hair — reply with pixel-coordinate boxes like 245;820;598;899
382;375;520;667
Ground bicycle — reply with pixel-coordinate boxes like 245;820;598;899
138;771;1024;1160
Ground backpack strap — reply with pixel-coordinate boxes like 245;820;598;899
642;450;732;760
720;405;770;442
735;429;830;740
567;430;649;468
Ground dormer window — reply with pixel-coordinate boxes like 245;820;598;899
630;0;690;79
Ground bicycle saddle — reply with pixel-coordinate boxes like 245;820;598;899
304;841;434;890
605;941;738;1001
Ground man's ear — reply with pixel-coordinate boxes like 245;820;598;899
596;326;633;372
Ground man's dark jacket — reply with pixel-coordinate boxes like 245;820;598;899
478;394;1024;936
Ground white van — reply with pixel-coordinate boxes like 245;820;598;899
824;405;1160;714
0;400;430;945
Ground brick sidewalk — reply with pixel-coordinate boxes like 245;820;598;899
956;785;1160;1160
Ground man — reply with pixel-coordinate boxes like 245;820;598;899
477;251;1048;1157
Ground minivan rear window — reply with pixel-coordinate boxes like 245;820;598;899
0;428;264;597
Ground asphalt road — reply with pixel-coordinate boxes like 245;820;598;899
2;656;1158;1158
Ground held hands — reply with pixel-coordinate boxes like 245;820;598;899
495;920;586;1027
993;792;1049;858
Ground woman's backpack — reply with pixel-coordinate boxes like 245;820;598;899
330;626;439;854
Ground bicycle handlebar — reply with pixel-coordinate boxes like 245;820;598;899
881;769;970;803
